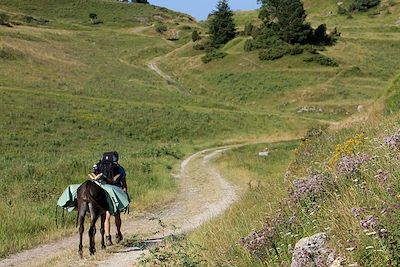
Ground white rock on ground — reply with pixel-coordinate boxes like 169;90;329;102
291;232;338;267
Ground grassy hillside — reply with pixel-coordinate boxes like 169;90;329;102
159;0;400;123
139;1;400;266
1;0;400;263
0;0;312;258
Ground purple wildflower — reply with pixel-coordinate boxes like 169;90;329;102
290;173;326;202
374;169;390;185
360;215;379;230
384;129;400;150
337;154;369;175
386;187;397;197
241;210;291;255
351;207;364;218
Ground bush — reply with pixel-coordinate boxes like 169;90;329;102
349;0;380;11
154;22;167;33
304;54;339;67
259;47;285;61
193;39;213;51
303;45;319;54
244;23;254;36
191;30;201;42
0;47;23;60
243;39;254;52
201;49;227;64
180;25;192;30
287;44;304;55
0;13;11;27
337;5;349;15
252;34;288;51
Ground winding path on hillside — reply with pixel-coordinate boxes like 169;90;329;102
0;145;241;267
0;28;378;267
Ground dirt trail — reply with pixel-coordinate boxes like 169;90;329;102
0;146;239;267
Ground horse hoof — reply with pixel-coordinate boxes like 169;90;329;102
101;244;106;249
79;251;83;259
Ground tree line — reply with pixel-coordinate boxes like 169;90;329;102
197;0;380;63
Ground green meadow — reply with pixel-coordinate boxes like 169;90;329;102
1;0;400;265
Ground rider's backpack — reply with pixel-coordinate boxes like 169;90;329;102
98;151;118;181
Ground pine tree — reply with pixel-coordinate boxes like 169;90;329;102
208;0;236;47
258;0;311;44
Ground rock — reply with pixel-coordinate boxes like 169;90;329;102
291;233;336;267
258;147;269;157
357;105;364;113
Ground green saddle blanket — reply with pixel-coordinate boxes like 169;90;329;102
57;182;130;215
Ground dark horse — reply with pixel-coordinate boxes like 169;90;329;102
76;180;108;258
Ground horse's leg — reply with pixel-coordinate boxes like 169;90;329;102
88;203;99;255
78;202;88;258
100;212;106;249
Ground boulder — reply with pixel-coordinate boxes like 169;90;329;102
291;233;337;267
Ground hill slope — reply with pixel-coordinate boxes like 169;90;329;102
1;0;400;265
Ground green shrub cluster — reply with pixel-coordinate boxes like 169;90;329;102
243;0;338;62
304;54;339;67
0;47;24;60
193;39;213;51
0;13;12;27
191;30;201;42
349;0;381;11
338;0;380;14
154;22;167;33
245;34;304;61
259;47;286;61
201;49;227;64
243;21;337;61
243;23;253;36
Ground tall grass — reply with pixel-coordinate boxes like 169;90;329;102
187;115;400;266
189;141;300;266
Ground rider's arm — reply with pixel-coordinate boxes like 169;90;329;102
122;177;128;192
120;166;127;192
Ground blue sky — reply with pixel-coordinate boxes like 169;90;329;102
149;1;260;21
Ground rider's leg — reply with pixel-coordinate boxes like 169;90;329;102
115;213;123;243
105;211;113;245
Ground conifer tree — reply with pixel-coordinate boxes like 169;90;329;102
258;0;311;44
208;0;236;47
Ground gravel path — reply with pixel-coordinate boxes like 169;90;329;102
0;146;238;267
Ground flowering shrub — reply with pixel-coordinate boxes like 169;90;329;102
241;210;290;257
290;173;326;202
329;133;365;167
337;154;369;176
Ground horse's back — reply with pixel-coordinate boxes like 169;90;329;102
77;181;108;208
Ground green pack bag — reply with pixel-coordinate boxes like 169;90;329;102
57;182;130;214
